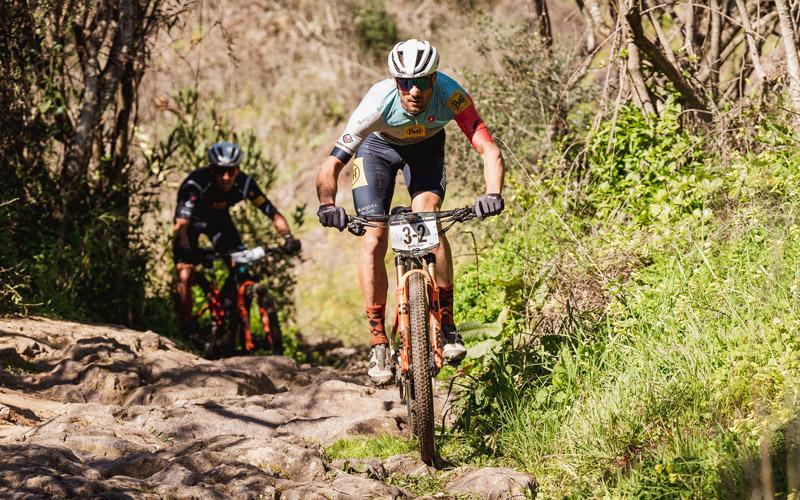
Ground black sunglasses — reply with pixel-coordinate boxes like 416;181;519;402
395;75;434;91
211;166;239;176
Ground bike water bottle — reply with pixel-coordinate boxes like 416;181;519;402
249;246;266;262
231;246;265;264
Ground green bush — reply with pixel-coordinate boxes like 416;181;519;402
353;0;397;59
449;97;800;494
584;98;718;224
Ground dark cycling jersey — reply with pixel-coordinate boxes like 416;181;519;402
173;167;278;265
174;167;277;221
330;71;494;164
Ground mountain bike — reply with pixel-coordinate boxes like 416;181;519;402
190;246;284;358
346;206;477;465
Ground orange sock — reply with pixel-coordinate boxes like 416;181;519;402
439;286;455;329
366;304;388;346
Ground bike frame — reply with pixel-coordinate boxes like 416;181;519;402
348;206;475;379
193;271;225;332
346;206;476;465
237;279;276;352
193;249;279;354
391;254;444;375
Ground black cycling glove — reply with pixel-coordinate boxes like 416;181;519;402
282;234;302;254
475;193;504;220
317;204;347;231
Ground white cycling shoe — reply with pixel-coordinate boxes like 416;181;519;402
368;344;393;386
442;326;466;365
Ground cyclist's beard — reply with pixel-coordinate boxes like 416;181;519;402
400;93;431;115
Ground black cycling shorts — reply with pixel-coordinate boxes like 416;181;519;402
352;130;446;216
172;214;243;265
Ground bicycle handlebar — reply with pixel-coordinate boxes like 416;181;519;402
345;206;477;236
197;245;286;266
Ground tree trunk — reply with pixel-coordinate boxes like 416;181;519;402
575;0;596;52
735;0;766;91
532;0;552;47
624;4;710;118
60;1;137;230
776;0;800;120
682;1;697;58
627;40;657;116
701;0;722;97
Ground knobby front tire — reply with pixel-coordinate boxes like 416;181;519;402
409;272;435;465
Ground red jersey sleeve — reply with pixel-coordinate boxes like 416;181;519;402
453;97;493;151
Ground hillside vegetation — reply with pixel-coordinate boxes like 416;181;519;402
450;99;800;495
443;18;800;497
5;0;800;496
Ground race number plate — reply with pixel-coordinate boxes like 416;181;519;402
389;214;439;253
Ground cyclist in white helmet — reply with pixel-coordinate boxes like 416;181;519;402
315;39;505;386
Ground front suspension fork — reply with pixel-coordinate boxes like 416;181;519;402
392;254;444;375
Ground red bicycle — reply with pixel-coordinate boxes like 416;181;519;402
191;246;284;358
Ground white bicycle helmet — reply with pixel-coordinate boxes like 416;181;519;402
387;39;439;78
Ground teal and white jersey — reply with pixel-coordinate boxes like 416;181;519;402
331;72;486;163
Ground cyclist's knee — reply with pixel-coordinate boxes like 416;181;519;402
362;228;388;255
176;264;194;284
410;191;443;212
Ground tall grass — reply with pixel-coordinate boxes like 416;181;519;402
451;102;800;495
501;215;800;495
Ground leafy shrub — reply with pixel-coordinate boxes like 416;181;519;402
584;98;718;224
353;0;397;59
449;95;800;494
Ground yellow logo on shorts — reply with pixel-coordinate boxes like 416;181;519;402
403;124;426;138
352;157;368;188
447;90;469;114
253;195;266;206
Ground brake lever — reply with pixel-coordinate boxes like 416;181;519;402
347;221;367;236
455;207;477;222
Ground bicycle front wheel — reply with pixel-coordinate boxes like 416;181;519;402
408;271;435;465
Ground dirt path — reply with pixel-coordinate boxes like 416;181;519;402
0;317;534;499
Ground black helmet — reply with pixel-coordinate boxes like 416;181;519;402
207;141;242;169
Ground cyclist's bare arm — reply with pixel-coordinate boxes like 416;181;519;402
174;218;192;248
478;140;504;194
316;156;346;205
451;93;505;195
270;211;292;237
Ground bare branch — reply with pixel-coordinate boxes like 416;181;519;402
532;0;553;47
735;0;766;87
683;1;697;58
624;4;710;116
776;0;800;119
644;0;680;71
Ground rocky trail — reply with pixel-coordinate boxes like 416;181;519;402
0;317;535;499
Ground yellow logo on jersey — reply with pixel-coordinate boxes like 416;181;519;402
403;124;426;138
447;90;469;114
253;195;267;206
352;157;368;188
